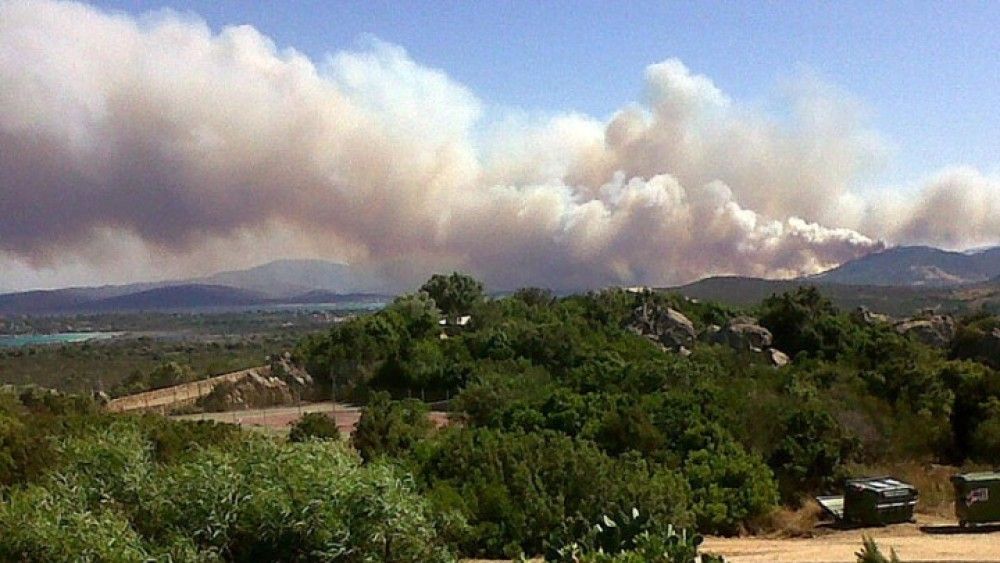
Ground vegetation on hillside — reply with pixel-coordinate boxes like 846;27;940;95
4;272;1000;559
295;274;1000;556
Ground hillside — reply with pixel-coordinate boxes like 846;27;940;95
86;284;269;312
669;276;990;316
0;260;394;314
808;245;1000;286
196;259;389;298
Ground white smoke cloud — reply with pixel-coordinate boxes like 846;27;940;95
0;1;995;291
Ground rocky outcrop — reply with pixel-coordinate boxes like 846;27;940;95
894;314;956;348
767;348;791;367
628;304;696;351
714;321;774;352
708;317;789;367
106;353;317;414
853;306;891;325
198;353;315;412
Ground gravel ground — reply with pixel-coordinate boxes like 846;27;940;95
703;516;1000;562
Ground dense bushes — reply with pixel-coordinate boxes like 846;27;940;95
296;274;1000;554
10;273;1000;559
353;391;434;462
413;428;693;558
0;417;456;562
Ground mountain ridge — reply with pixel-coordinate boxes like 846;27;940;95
0;259;393;315
806;245;1000;287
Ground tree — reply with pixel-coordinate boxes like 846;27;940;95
288;412;340;442
512;287;556;308
420;273;485;317
759;287;860;360
352;392;435;462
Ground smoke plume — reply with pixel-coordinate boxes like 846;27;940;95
0;1;996;290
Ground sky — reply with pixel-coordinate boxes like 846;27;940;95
89;0;999;185
0;0;998;292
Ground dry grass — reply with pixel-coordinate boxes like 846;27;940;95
750;498;825;537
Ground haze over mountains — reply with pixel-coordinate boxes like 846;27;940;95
0;260;391;315
806;246;1000;286
2;245;999;316
668;245;1000;316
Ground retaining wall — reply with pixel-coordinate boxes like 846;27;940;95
105;366;269;414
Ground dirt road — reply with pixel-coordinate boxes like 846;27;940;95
172;401;449;435
703;518;1000;562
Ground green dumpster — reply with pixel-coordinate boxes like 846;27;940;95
951;472;1000;526
841;477;918;526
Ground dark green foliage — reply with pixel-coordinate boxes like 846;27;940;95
759;286;861;360
420;272;485;317
288;412;340;442
512;287;556;308
683;441;779;535
414;428;692;558
769;405;859;502
951;314;1000;369
0;423;456;562
15;274;1000;559
353;391;435;462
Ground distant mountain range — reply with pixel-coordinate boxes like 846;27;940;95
668;245;1000;316
0;260;393;315
3;245;1000;316
194;259;389;297
806;245;1000;286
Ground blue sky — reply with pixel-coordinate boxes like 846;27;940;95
92;0;998;187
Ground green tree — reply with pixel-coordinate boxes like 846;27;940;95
288;412;340;442
353;392;435;462
420;273;485;317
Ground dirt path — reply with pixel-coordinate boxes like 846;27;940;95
172;401;449;435
703;518;1000;562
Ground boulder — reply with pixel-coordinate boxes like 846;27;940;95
629;304;696;351
715;321;774;352
894;315;956;348
853;306;891;325
767;348;791;367
700;324;721;343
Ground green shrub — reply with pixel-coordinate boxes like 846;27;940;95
683;442;779;535
553;519;726;563
414;428;692;558
856;535;901;563
0;419;458;562
288;412;340;442
353;391;434;462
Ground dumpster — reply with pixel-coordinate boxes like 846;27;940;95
816;476;918;526
951;471;1000;526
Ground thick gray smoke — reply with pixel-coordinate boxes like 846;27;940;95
0;1;996;290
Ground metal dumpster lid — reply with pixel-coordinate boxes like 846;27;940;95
952;471;1000;482
847;476;915;491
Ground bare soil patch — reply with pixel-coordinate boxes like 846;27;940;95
703;515;1000;561
173;401;449;436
